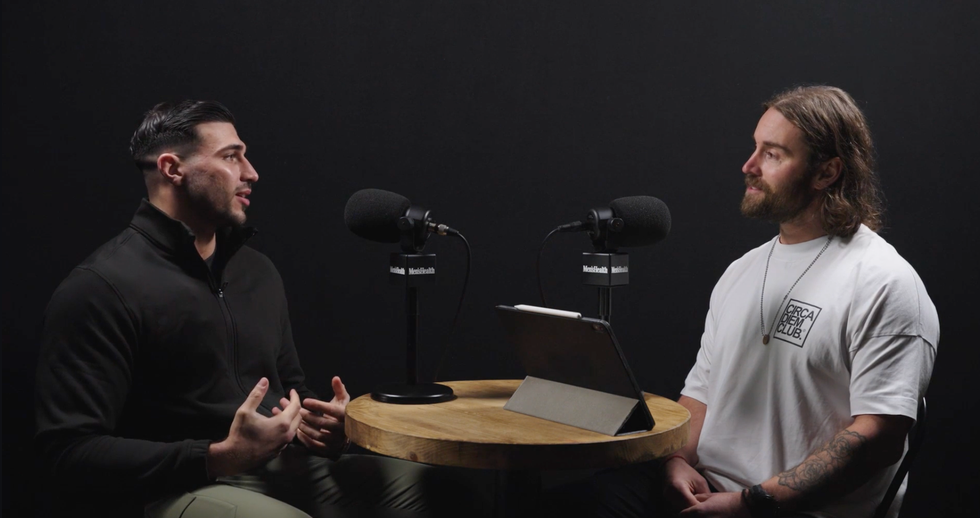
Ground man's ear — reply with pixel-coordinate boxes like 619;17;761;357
156;153;183;186
813;157;843;191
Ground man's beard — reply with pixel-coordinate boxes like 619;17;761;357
184;173;247;229
740;168;816;223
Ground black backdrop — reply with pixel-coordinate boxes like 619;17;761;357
3;1;978;516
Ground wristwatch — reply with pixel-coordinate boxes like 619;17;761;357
329;437;352;461
741;484;779;518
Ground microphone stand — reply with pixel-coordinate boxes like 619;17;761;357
582;251;629;323
371;207;455;404
597;285;613;323
576;209;631;323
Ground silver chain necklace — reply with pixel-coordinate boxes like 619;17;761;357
759;235;833;345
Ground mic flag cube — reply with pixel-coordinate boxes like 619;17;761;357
582;253;629;287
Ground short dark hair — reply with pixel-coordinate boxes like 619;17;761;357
763;86;884;237
129;100;236;171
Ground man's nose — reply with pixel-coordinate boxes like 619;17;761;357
242;158;259;183
742;150;760;175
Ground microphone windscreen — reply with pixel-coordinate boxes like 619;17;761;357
608;195;672;248
344;188;411;243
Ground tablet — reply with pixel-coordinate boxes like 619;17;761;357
495;305;654;435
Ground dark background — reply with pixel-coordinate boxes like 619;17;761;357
3;1;977;516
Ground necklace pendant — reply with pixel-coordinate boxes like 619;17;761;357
763;334;770;345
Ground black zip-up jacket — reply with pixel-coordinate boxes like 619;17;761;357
35;200;316;508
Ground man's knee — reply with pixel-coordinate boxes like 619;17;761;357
330;455;493;517
145;484;312;518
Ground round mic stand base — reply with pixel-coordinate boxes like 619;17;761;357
371;383;455;404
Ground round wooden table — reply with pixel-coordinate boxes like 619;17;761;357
345;379;690;471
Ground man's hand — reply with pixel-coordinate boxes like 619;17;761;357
207;377;302;478
678;491;750;517
663;456;711;510
274;376;350;458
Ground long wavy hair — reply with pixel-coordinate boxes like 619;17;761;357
764;86;885;237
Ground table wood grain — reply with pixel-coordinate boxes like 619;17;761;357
345;379;690;470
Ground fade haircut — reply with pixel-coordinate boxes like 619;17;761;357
129;100;236;172
764;86;885;237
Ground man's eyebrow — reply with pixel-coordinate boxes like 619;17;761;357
216;143;245;154
760;140;793;154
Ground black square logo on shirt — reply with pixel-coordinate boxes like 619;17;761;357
774;298;822;348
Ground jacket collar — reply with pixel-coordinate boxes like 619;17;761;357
129;199;257;262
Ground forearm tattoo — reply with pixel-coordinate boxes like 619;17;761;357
777;429;869;493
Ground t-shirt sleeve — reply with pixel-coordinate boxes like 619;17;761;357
681;321;714;404
848;334;935;420
846;258;939;421
681;282;722;405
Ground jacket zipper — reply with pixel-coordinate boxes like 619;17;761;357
209;272;248;395
196;227;256;397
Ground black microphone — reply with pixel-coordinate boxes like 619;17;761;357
557;195;671;251
344;188;458;252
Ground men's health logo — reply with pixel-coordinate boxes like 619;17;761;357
774;298;822;348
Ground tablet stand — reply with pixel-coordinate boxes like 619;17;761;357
504;376;650;436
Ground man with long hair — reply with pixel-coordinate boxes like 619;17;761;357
602;86;937;518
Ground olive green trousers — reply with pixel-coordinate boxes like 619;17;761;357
146;447;491;518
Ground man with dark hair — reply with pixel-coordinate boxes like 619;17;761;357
600;86;937;518
35;101;478;517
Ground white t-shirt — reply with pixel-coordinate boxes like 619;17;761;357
681;225;938;518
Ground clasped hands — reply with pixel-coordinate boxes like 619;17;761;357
272;375;350;458
207;376;350;478
663;456;751;517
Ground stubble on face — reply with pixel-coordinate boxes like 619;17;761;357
177;122;252;230
183;168;248;228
